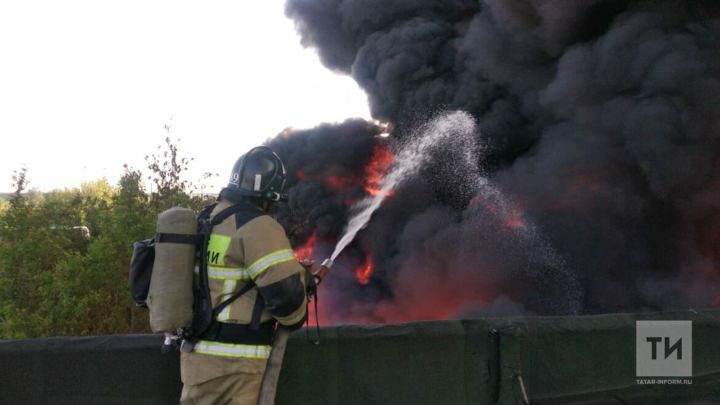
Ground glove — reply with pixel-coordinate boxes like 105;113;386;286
299;259;318;297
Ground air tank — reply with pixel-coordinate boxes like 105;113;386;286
147;207;197;333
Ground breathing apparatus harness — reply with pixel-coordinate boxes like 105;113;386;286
179;198;269;353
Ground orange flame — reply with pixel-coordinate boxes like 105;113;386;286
364;144;394;197
294;232;316;261
355;256;374;285
294;143;395;200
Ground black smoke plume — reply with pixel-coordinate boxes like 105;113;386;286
270;0;720;322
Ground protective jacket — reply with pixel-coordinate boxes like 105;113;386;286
180;198;307;398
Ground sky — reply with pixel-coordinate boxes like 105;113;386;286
0;1;371;193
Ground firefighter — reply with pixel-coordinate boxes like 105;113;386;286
180;146;308;405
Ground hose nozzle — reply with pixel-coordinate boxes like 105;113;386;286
313;258;333;285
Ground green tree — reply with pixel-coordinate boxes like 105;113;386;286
0;169;78;337
0;198;8;214
0;138;215;338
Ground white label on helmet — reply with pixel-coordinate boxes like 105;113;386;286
254;174;262;191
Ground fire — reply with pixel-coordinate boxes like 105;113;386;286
325;143;394;197
324;175;358;192
355;256;374;285
504;209;526;230
294;232;316;261
364;144;394;197
294;142;394;199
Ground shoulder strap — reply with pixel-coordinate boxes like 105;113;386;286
207;202;265;310
211;280;256;319
211;204;247;225
197;202;217;224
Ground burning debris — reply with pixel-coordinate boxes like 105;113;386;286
272;0;720;323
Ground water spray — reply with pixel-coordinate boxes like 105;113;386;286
328;111;480;265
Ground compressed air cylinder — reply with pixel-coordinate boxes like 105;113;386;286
147;206;196;333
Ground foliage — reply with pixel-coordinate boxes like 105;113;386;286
0;138;216;338
0;197;8;214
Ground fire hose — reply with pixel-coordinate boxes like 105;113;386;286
257;258;333;405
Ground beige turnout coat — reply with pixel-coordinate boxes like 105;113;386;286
181;199;307;396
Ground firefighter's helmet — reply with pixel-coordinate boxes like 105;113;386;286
227;146;287;201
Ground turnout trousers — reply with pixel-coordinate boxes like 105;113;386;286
180;350;268;405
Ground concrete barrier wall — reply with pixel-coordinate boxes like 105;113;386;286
1;310;718;404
